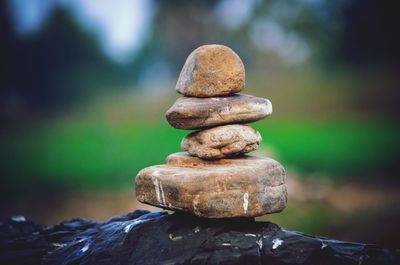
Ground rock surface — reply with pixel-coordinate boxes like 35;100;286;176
166;151;269;166
176;44;245;97
166;93;272;129
135;153;286;218
1;210;398;265
181;125;261;159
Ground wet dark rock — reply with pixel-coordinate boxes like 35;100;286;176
0;210;398;265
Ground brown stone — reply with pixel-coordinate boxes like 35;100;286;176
181;125;261;159
166;93;272;130
176;44;245;97
135;153;286;218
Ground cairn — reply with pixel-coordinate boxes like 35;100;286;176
135;44;287;218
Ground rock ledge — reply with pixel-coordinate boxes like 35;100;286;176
0;210;398;265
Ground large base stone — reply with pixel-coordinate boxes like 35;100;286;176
135;153;287;218
166;93;272;130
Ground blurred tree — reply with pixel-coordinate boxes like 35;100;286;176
0;3;135;119
1;0;399;119
339;0;400;67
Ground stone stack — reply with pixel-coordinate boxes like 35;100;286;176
135;44;287;218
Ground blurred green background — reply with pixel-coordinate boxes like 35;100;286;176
1;0;399;247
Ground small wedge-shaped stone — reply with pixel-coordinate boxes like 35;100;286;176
176;44;245;97
135;153;286;218
181;125;261;159
166;93;272;129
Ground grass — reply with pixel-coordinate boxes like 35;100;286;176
2;115;399;194
255;118;400;177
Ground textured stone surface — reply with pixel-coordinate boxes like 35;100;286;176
166;152;271;167
2;210;398;265
176;44;245;97
135;153;286;218
166;93;272;130
181;125;261;159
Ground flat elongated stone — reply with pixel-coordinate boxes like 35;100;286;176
167;153;283;174
166;93;272;130
181;125;261;159
176;44;245;97
135;153;286;218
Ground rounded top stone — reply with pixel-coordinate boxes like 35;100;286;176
176;44;245;97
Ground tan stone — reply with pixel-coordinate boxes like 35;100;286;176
135;153;286;218
181;125;261;159
176;44;245;97
166;152;278;168
166;93;272;130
